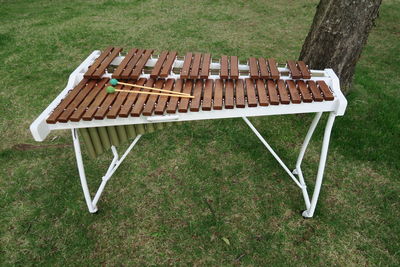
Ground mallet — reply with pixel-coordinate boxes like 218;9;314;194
110;79;190;96
106;86;194;98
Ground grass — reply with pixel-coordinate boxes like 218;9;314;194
0;0;399;265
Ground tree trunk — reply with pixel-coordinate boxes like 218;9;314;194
299;0;382;94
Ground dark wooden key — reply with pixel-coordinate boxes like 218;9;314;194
178;80;193;112
82;82;113;120
57;80;98;122
84;47;113;78
256;79;269;106
286;80;301;104
166;79;184;113
297;80;313;102
190;80;203;112
267;58;280;80
267;80;280;105
130;49;154;79
225;79;234;109
258;58;270;79
287;60;302;79
235;79;245;108
120;49;145;79
91;47;122;79
213;79;223;110
130;78;156;117
297;61;311;79
189;53;201;79
202;79;213;110
199;53;211;79
276;80;290;104
220;55;229;79
230;56;239;79
112;48;138;79
245;78;258;107
249;57;259;79
160;51;177;77
106;79;137;119
70;79;109;121
94;83;123;119
150;51;168;78
180;52;192;79
142;79;165;116
154;79;174;115
317;81;334;101
118;78;147;117
307;81;323;101
46;78;89;124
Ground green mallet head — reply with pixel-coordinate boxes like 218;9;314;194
110;78;119;86
106;86;116;93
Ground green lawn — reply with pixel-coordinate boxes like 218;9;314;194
1;0;399;265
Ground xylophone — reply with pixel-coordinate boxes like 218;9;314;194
30;47;347;217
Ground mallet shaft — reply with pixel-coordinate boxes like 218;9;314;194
114;88;194;98
117;81;190;96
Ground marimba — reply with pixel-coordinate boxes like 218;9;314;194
30;47;347;217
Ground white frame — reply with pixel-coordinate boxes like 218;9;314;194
31;51;347;217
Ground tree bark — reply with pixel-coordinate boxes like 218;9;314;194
299;0;382;93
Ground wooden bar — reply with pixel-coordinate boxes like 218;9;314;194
150;51;168;78
91;47;122;79
230;56;239;79
189;80;203;112
112;48;138;79
201;79;213;111
178;80;193;112
297;80;313;102
166;79;184;113
160;51;177;77
286;80;301;104
213;79;223;110
84;47;113;78
276;80;290;104
120;49;145;79
199;53;211;79
287;60;302;79
70;79;109;121
142;79;165;116
249;57;259;79
180;52;192;79
94;83;123;119
245;78;258;107
46;78;89;123
130;49;154;79
131;78;156;117
118;78;147;117
107;79;137;119
258;58;270;79
57;80;98;122
225;79;234;109
220;55;229;79
154;79;175;115
317;81;334;101
307;81;323;102
297;61;311;79
267;58;280;80
235;79;245;108
267;80;280;105
189;53;202;79
255;79;269;106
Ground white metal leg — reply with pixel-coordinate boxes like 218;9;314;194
302;112;336;218
71;129;142;213
243;112;336;218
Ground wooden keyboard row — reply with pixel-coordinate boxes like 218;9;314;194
47;78;334;124
84;47;312;81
